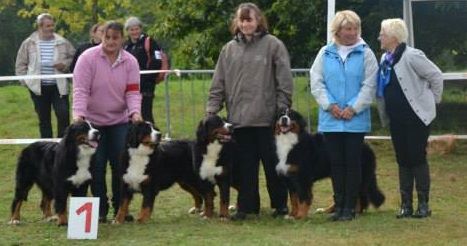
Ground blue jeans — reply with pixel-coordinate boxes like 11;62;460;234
91;123;129;218
29;85;70;138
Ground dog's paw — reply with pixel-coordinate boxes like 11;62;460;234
45;215;58;222
188;207;202;214
284;215;296;220
111;219;122;225
228;205;237;212
8;219;20;225
315;208;326;213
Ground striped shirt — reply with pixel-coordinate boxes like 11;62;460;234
38;40;56;85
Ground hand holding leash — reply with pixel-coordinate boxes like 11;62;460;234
73;116;85;123
131;113;143;123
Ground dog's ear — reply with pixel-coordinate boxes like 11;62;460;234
63;122;80;144
196;118;209;142
298;112;307;132
127;123;139;148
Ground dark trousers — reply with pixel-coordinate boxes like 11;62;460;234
141;95;155;123
29;85;70;138
141;79;156;123
390;117;431;202
91;123;129;218
233;127;288;214
324;132;365;210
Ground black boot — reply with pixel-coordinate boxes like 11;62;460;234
329;193;344;222
396;203;413;219
396;166;414;219
272;207;289;218
329;207;342;221
413;192;431;218
337;208;355;221
413;165;431;218
396;191;413;219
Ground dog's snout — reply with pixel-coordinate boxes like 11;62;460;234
151;128;162;143
224;123;233;133
280;116;290;126
89;129;100;141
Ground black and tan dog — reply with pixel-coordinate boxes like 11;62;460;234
9;121;100;225
114;121;162;223
115;121;214;223
192;114;237;218
274;109;385;219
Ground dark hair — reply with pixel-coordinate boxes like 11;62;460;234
230;2;268;35
103;21;124;37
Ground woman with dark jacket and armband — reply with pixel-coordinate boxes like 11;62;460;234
124;16;163;123
376;18;443;219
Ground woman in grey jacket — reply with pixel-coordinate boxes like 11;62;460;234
377;18;443;218
207;2;293;220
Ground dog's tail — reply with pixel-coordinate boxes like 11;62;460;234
362;144;385;209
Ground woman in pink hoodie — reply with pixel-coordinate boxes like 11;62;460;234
72;21;142;222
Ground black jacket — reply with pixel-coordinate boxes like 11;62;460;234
124;34;162;93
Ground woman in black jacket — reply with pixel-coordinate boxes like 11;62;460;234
124;16;163;123
70;23;104;72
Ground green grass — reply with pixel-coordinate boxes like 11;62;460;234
0;80;466;245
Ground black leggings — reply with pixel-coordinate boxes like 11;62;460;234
390;116;431;198
323;132;365;210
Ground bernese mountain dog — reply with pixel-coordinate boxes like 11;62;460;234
192;114;237;219
9;121;100;225
114;121;163;223
274;109;385;219
115;121;214;223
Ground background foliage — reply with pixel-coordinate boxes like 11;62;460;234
0;0;465;75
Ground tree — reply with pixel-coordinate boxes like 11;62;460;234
151;0;328;68
0;1;34;76
1;0;463;73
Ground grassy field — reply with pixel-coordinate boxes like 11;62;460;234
0;79;466;245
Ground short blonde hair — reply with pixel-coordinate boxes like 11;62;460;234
381;18;408;43
330;10;361;43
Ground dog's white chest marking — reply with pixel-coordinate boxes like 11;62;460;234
200;140;223;184
123;145;154;191
275;132;298;175
68;146;96;187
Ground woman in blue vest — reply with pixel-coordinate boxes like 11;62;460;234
309;10;378;221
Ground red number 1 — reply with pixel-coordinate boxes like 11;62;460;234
76;202;92;233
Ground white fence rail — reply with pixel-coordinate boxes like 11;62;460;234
0;69;466;144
